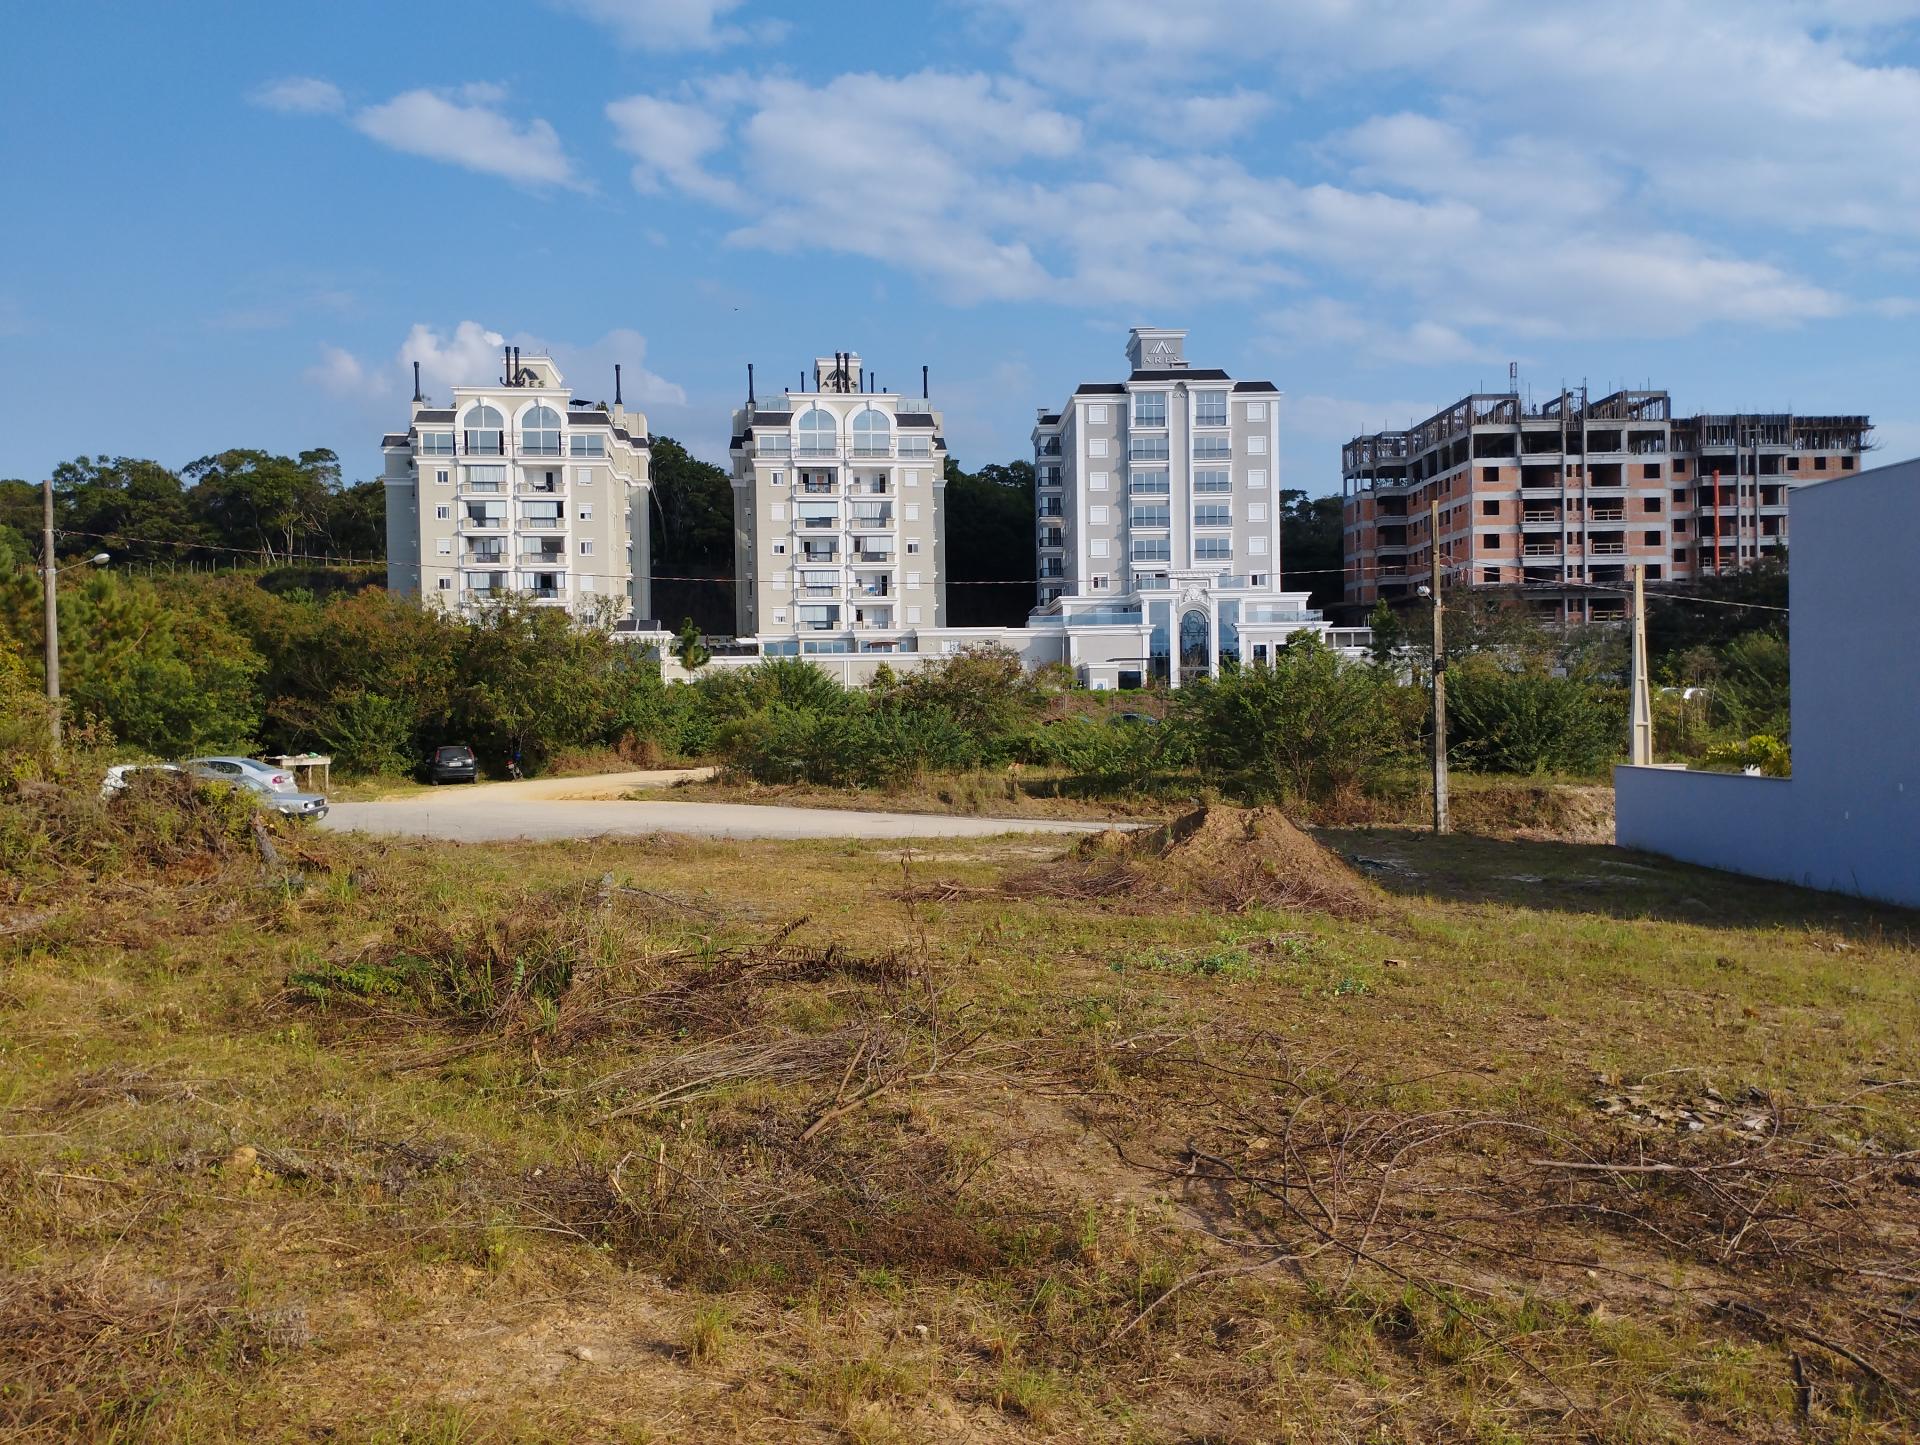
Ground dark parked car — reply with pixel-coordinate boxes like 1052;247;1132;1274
427;744;479;784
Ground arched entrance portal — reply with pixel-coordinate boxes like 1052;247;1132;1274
1179;608;1210;678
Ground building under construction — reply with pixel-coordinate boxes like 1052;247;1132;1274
1340;386;1870;620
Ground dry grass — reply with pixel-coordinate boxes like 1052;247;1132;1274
0;781;1915;1441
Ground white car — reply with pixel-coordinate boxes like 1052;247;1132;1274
187;756;297;794
188;766;329;820
100;763;184;799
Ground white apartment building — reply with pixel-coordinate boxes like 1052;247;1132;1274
728;352;948;654
1030;328;1349;686
382;347;653;621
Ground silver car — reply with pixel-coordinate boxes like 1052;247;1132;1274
100;763;184;799
188;765;328;820
187;756;298;794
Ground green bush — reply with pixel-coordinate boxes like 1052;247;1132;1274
1446;659;1621;776
1175;636;1410;803
1700;733;1791;777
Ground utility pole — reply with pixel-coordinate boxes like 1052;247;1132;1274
1629;563;1653;765
1428;497;1449;834
41;477;61;756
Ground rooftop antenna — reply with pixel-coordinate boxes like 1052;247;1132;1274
922;365;928;400
747;362;755;406
412;361;422;403
614;363;623;406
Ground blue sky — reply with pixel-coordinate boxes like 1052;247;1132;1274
4;0;1918;497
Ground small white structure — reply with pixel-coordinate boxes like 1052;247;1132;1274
1614;455;1920;908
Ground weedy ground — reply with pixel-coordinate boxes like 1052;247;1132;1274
0;782;1914;1443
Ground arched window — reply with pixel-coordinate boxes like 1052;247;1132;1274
1180;609;1210;676
463;404;504;456
521;404;562;456
795;409;836;457
851;408;891;457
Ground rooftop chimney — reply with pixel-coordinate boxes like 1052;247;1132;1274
922;365;928;400
747;362;755;406
412;361;422;403
614;363;623;405
503;345;512;385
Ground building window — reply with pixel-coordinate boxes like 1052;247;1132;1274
1643;530;1661;546
1481;534;1498;551
1249;536;1268;554
578;504;593;520
904;503;920;521
435;469;450;485
437;576;452;590
852;408;891;456
1481;498;1498;516
1134;391;1168;427
1130;504;1170;528
772;541;786;554
1194;390;1227;426
1247;468;1267;489
1842;455;1856;470
770;470;785;487
1481;467;1499;483
905;606;922;624
420;431;454;456
1814;456;1829;471
569;434;605;457
1131;539;1171;562
1642;463;1661;479
1194;504;1231;526
1194;469;1230;493
1671;488;1687;502
1642;496;1661;513
795;409;836;456
771;502;786;521
580;540;594;556
906;571;922;588
903;469;921;486
520;405;562;456
1091;539;1110;557
1248;502;1266;522
1091;574;1109;590
1130;470;1170;495
1193;537;1231;562
1088;404;1108;424
436;539;452;555
1090;471;1109;491
1247;435;1267;455
1245;402;1267;421
462;404;504;455
1129;435;1170;461
1674;548;1689;564
1482;567;1500;583
1090;438;1109;458
435;505;450;520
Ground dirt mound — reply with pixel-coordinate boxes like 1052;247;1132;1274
1009;805;1376;917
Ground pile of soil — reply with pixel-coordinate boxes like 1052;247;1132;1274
1009;805;1376;917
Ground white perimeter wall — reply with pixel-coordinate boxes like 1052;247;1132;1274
1616;455;1920;909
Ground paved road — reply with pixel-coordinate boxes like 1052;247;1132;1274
321;791;1113;843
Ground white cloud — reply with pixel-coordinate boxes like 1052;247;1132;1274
606;94;740;204
250;76;345;115
1267;299;1486;366
354;88;583;189
1170;90;1273;144
314;321;686;415
305;344;381;399
553;0;782;50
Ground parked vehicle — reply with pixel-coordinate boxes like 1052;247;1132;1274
100;763;183;799
426;744;479;784
1113;711;1161;726
187;756;296;794
188;766;328;819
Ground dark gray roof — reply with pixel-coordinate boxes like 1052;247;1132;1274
1036;413;1061;426
729;434;747;450
1074;383;1127;395
569;411;612;426
413;410;454;422
750;411;792;425
1232;380;1280;393
1130;368;1231;381
896;413;936;428
381;434;409;448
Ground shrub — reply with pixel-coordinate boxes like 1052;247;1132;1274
1175;636;1409;803
1700;733;1791;777
1446;659;1621;776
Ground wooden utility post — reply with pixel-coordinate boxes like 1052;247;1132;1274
1429;497;1449;834
41;477;61;755
1629;563;1653;766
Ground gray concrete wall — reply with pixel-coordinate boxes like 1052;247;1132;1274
1614;455;1920;909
